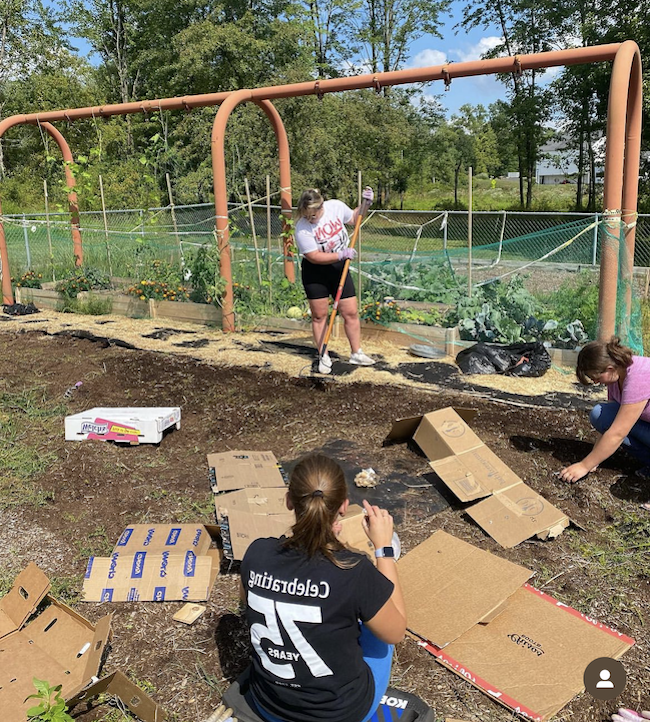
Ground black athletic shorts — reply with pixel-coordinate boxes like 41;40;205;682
301;258;356;300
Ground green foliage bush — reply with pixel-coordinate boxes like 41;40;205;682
539;270;600;338
11;270;43;289
359;298;404;324
126;259;189;302
55;267;111;299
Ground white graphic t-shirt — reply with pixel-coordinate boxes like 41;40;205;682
295;200;354;256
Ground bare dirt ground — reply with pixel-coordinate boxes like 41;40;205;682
0;310;648;722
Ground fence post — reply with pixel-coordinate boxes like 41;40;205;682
22;214;32;269
467;167;473;297
165;173;183;266
244;177;263;287
98;175;115;280
592;213;599;266
266;174;272;305
43;180;55;281
140;208;145;237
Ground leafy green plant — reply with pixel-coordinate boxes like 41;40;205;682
12;270;43;289
186;244;227;305
362;260;462;305
26;678;74;721
540;270;599;339
58;293;113;315
55;267;111;299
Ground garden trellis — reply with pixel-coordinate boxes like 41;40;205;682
0;41;642;343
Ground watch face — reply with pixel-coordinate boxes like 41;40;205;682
376;546;395;558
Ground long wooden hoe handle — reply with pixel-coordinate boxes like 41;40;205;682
318;200;371;359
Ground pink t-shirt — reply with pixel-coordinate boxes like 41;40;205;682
608;355;650;422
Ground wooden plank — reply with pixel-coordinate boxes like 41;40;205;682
15;287;60;310
151;300;221;325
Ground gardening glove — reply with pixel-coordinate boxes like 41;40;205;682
612;710;650;721
362;186;374;205
338;247;357;261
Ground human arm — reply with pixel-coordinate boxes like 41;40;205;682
361;499;406;644
559;399;647;482
349;187;374;225
303;248;356;265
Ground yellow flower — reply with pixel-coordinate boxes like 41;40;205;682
140;295;145;300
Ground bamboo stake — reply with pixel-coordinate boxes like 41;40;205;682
266;174;272;305
165;173;183;266
244;177;263;287
357;170;362;303
98;175;114;280
644;268;650;300
468;166;473;298
43;180;55;281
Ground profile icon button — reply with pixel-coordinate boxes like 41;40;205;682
584;657;627;700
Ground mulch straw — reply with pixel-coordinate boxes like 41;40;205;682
0;309;604;401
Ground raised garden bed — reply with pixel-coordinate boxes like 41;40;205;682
15;287;222;326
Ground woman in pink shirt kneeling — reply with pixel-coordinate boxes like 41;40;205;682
560;338;650;507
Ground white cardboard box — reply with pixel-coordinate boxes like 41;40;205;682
65;407;181;444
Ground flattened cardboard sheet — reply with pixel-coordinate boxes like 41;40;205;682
207;450;287;493
401;532;635;720
82;524;222;602
398;531;531;648
467;485;570;548
0;563;50;639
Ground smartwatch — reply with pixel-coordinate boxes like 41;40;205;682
375;546;395;559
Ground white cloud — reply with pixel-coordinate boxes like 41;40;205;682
408;48;448;69
450;36;503;63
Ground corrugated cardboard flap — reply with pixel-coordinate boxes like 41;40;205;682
384;408;478;446
467;485;570;548
207;450;287;492
0;562;50;639
440;584;634;720
398;531;532;648
68;670;167;722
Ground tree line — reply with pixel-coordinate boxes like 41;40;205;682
0;0;648;215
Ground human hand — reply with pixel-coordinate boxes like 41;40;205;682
361;499;394;549
558;462;592;483
338;247;357;261
612;709;650;721
362;186;374;205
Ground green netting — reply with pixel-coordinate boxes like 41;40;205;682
604;216;644;354
0;204;647;350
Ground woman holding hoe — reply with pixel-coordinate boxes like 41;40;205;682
559;337;650;509
294;187;376;372
238;453;406;722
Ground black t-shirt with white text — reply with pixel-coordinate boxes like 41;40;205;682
241;537;394;722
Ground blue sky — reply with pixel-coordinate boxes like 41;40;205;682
67;3;511;118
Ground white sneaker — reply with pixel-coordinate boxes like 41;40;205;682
320;352;332;368
349;350;375;366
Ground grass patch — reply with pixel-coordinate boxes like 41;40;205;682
0;388;66;509
74;526;114;561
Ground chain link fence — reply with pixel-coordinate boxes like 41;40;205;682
3;204;649;300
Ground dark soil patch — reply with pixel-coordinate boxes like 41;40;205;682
0;330;648;721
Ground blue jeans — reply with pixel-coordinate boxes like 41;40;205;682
590;402;650;466
251;625;393;722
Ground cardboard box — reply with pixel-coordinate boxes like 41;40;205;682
386;408;569;547
65;407;181;444
0;564;112;718
338;504;375;561
400;531;635;720
82;524;222;602
207;450;288;494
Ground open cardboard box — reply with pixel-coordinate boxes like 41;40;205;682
0;564;166;721
386;407;570;547
399;531;635;720
0;564;111;717
82;524;222;602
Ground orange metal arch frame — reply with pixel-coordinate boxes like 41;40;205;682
0;41;641;338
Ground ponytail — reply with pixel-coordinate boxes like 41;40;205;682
575;336;633;385
283;454;354;568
